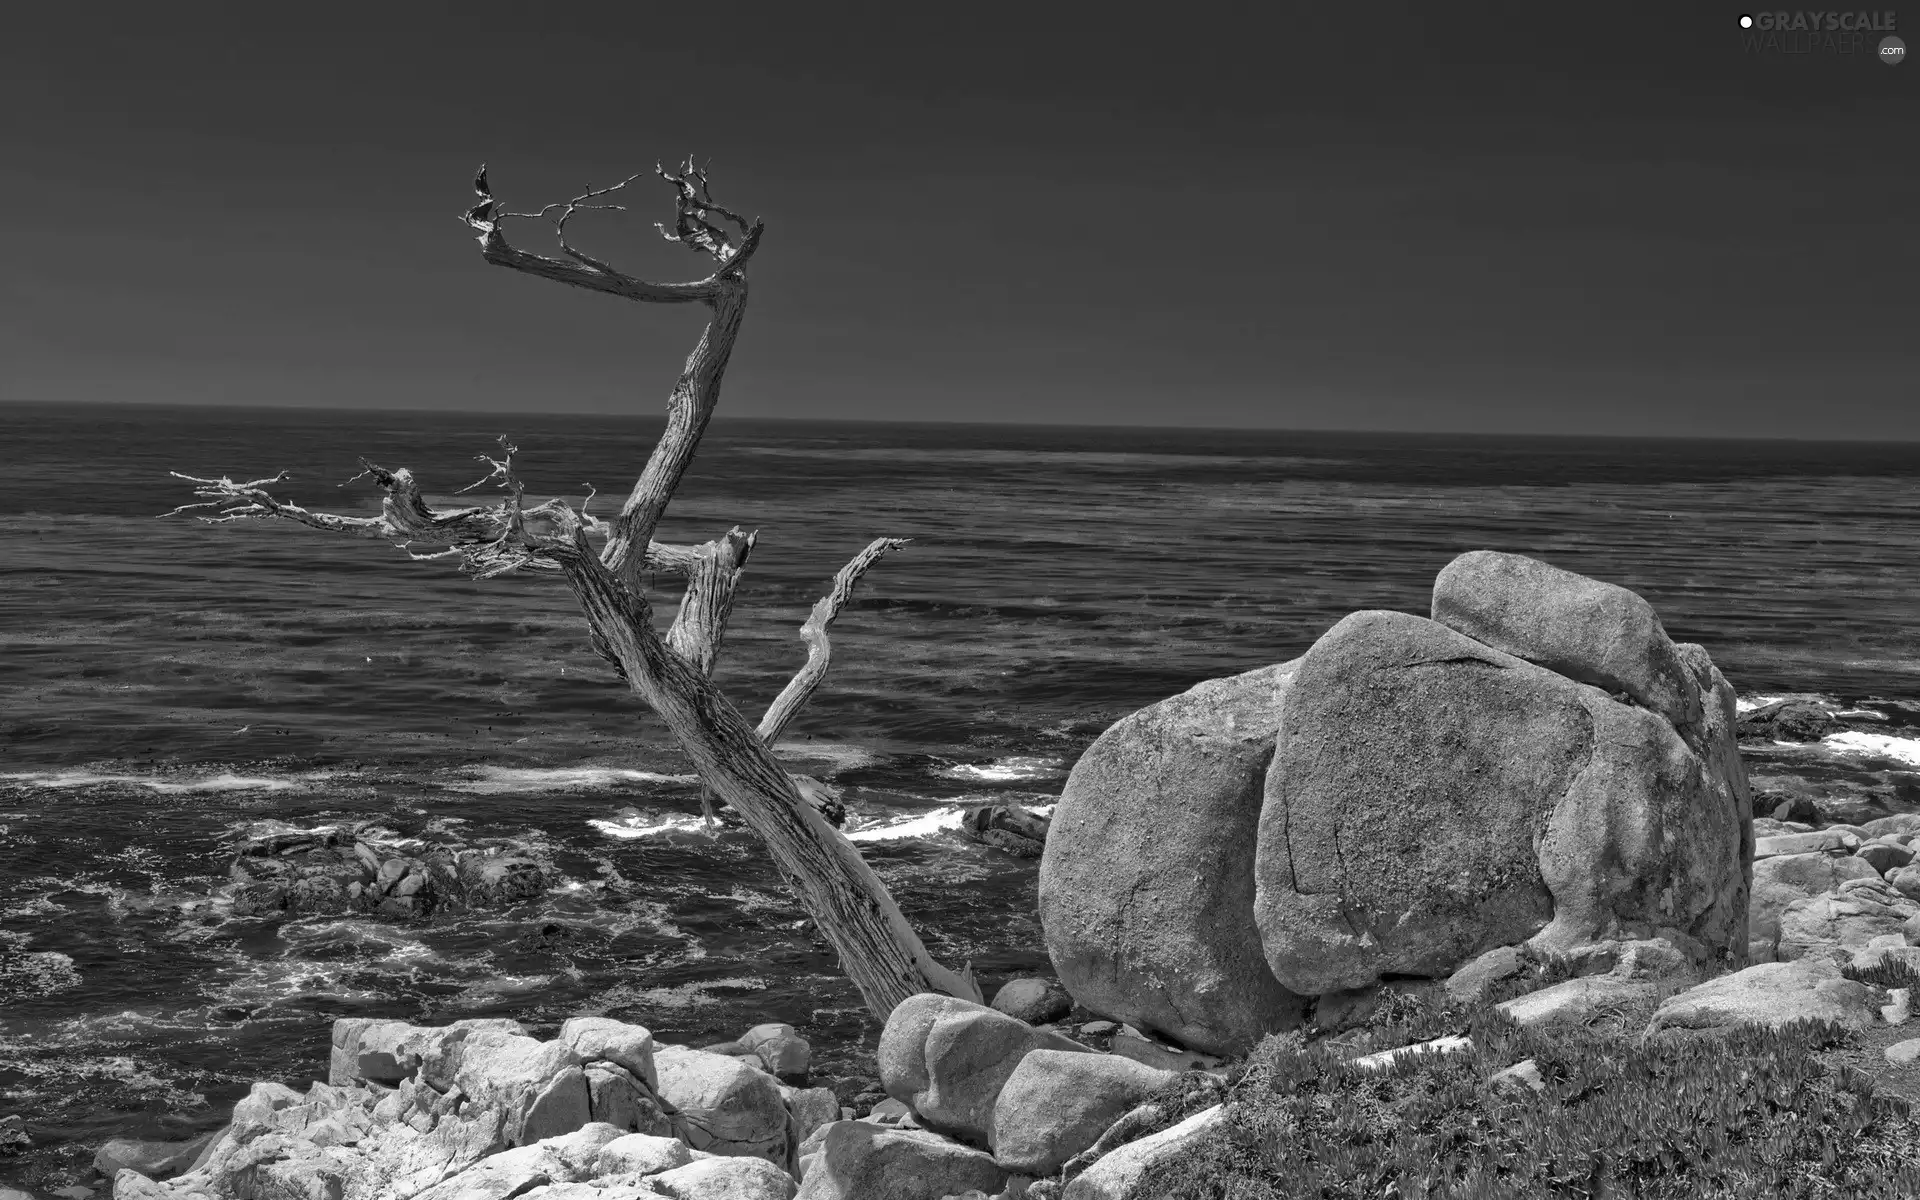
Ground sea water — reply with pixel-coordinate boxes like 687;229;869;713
2;401;1918;1183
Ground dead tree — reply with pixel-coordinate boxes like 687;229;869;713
168;159;980;1017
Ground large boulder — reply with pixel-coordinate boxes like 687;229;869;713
877;994;1087;1146
1431;549;1702;730
989;1050;1172;1175
793;1121;1004;1200
1040;661;1309;1056
1254;607;1747;995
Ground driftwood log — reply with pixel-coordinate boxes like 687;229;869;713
168;160;979;1016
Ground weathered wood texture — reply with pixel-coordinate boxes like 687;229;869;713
170;161;980;1016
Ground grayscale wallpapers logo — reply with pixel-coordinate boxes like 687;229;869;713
1736;10;1904;59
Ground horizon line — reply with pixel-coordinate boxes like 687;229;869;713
5;396;1918;449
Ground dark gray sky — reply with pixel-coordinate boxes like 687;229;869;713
3;3;1914;437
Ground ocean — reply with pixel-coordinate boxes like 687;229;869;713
3;400;1920;1186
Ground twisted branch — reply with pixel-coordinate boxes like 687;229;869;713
759;538;911;745
462;159;763;307
168;455;698;577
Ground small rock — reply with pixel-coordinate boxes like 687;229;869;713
990;979;1072;1026
1890;864;1920;903
1862;814;1920;840
647;1154;797;1199
1858;840;1917;875
1108;1026;1220;1073
560;1017;660;1093
1886;1038;1920;1068
1350;1035;1473;1073
739;1023;810;1080
1852;940;1920;974
1498;975;1658;1028
787;1086;840;1149
594;1131;694;1176
1755;831;1857;859
1883;988;1911;1026
1311;986;1383;1033
1770;796;1821;823
1487;1059;1545;1095
92;1131;220;1180
1444;945;1525;1007
1076;1021;1117;1037
1059;1104;1226;1199
864;1098;912;1123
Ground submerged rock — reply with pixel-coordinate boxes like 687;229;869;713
1737;699;1839;742
225;821;549;922
959;805;1049;858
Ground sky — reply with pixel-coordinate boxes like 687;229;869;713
2;3;1915;438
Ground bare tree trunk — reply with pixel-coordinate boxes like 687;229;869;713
169;160;980;1017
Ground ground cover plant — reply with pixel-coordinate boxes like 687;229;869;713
1087;955;1920;1199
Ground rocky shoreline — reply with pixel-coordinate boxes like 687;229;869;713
9;549;1920;1199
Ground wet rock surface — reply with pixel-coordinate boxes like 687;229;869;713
225;820;550;921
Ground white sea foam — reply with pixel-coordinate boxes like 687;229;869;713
447;766;697;795
1734;694;1794;714
0;770;297;793
846;807;966;842
1821;731;1920;768
938;756;1065;783
588;811;713;840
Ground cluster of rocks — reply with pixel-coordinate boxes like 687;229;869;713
89;984;1229;1200
226;822;548;921
1750;815;1920;964
1041;550;1754;1056
98;1011;835;1200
